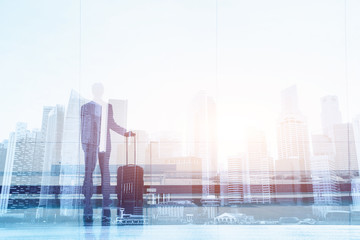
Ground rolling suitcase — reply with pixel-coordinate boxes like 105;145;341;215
117;135;144;216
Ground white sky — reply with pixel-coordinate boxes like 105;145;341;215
1;0;360;164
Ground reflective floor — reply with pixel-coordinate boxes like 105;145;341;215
1;225;360;240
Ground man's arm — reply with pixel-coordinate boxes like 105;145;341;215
108;104;127;136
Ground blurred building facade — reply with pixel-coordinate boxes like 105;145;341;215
188;92;218;205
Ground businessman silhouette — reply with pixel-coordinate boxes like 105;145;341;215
81;83;134;225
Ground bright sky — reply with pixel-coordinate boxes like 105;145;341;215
1;0;360;164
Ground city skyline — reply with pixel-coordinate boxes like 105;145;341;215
3;84;359;172
2;86;360;166
2;0;360;236
0;79;359;225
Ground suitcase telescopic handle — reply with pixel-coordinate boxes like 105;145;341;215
125;135;136;165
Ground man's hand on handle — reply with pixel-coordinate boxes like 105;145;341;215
124;131;136;137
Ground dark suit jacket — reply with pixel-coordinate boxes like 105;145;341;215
81;101;126;154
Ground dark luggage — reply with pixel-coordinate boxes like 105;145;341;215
117;135;144;216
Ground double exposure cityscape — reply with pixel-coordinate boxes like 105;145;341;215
1;0;360;239
1;85;360;227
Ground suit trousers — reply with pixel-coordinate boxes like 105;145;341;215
83;144;111;208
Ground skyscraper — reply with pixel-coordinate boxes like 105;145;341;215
0;123;44;213
311;97;342;218
59;90;88;217
247;128;272;204
188;92;218;202
10;129;41;186
37;105;65;219
311;155;341;218
30;106;55;186
227;155;251;205
333;123;358;172
276;85;310;205
277;85;310;173
321;95;342;140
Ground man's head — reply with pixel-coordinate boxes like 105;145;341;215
92;83;104;100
